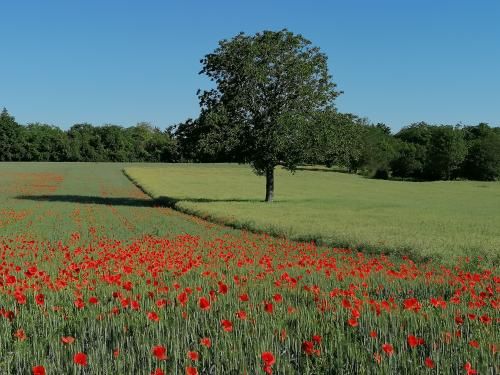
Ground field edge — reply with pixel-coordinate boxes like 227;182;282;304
123;168;500;267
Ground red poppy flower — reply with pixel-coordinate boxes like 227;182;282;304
342;299;351;309
61;336;75;344
14;329;27;341
302;341;315;355
261;351;276;366
113;348;120;358
369;331;377;338
156;299;167;308
186;367;198;375
312;335;322;344
382;343;394;356
151;369;165;375
236;310;247;320
221;319;233;332
89;296;99;305
407;335;424;348
35;294;45;306
239;293;249;302
429;297;446;309
200;337;211;348
218;282;228;294
425;357;435;369
464;362;477;375
347;317;358;327
73;352;87;366
480;314;492;324
147;311;159;322
273;294;283;303
264;302;273;313
177;292;188;306
198;297;210;311
32;366;46;375
152;345;167;360
403;298;421;312
469;340;480;349
74;298;85;309
187;351;199;361
15;293;27;305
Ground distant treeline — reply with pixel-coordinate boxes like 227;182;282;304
1;108;500;181
0;108;177;163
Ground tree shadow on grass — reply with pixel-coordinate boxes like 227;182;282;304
15;195;260;208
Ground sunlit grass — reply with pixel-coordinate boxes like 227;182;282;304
125;164;500;263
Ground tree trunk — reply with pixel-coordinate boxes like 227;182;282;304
265;166;274;203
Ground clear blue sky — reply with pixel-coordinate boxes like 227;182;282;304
1;0;499;131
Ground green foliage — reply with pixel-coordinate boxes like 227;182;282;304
21;123;70;161
425;126;467;180
198;29;341;200
357;125;398;178
0;108;23;161
392;122;499;181
67;123;106;161
307;111;364;171
390;141;424;179
0;109;178;163
462;124;500;181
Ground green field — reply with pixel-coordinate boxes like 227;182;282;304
125;164;500;263
0;162;497;374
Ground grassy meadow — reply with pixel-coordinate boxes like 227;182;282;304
125;164;500;263
0;163;497;374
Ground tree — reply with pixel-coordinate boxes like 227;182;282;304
198;30;341;202
462;124;500;180
358;125;398;179
67;124;105;161
21;123;70;161
390;140;424;179
306;111;365;172
0;108;23;161
425;126;467;180
394;122;434;179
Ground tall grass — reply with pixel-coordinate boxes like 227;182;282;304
125;164;500;264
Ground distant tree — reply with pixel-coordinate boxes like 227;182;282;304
96;125;132;162
125;122;155;161
375;122;392;135
0;108;23;161
21;123;69;161
198;30;341;201
145;127;178;162
461;123;500;180
174;116;240;162
67;124;105;161
394;122;434;179
390;140;424;179
174;119;201;161
358;125;398;179
425;126;467;180
308;111;364;171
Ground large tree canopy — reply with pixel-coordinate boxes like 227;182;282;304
198;29;341;201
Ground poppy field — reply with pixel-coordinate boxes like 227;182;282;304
0;163;498;374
